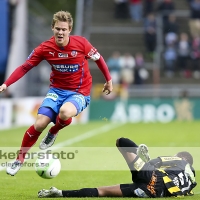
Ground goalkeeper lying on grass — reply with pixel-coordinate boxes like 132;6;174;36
38;137;197;198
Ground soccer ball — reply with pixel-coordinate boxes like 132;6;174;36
35;153;61;179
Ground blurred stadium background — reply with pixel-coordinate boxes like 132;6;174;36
1;0;200;128
0;1;200;199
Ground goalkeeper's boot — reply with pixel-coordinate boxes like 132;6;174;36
6;160;22;176
137;144;150;163
39;132;57;150
38;187;63;198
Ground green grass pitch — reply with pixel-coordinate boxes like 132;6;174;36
0;121;199;200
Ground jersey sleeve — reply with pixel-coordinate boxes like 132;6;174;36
159;156;182;167
83;38;112;81
26;45;44;66
4;45;44;87
95;56;112;81
149;158;162;167
4;63;35;87
84;38;100;61
149;156;182;168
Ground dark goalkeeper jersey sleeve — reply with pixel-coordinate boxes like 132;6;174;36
150;156;197;197
149;156;183;168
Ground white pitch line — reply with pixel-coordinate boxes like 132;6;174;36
53;122;124;149
0;122;125;171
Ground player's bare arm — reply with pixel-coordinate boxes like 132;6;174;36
102;79;113;95
0;84;7;93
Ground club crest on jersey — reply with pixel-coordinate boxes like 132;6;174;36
52;64;79;72
71;51;77;57
58;53;68;57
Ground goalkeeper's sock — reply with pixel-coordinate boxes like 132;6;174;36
49;116;72;134
62;188;98;197
118;137;138;153
17;125;41;162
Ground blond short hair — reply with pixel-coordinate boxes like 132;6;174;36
51;11;73;30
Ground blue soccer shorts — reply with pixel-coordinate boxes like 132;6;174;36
38;88;90;120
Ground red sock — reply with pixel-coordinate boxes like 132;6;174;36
17;125;41;163
49;116;72;134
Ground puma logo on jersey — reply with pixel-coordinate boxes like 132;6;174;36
49;52;55;56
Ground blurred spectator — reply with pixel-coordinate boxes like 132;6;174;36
119;53;135;86
129;0;143;22
157;0;175;24
165;32;178;46
164;13;179;35
106;51;121;84
174;90;193;121
114;0;130;19
188;0;200;37
163;44;177;77
134;52;149;84
143;0;155;17
177;33;191;78
144;13;157;56
190;35;200;78
164;14;178;51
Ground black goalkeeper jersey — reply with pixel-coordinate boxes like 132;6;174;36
151;156;196;196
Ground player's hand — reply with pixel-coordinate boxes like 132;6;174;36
0;84;7;93
102;79;113;95
185;163;195;184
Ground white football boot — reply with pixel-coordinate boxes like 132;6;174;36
39;132;57;150
6;160;22;176
137;144;150;163
38;187;63;198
